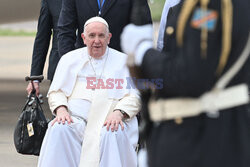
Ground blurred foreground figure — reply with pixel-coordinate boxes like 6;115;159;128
121;0;250;167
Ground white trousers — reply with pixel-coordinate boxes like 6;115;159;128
37;112;138;167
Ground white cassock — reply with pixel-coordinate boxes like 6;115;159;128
37;47;140;167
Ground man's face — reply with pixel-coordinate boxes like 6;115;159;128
82;22;112;58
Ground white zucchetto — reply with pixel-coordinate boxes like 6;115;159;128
84;16;109;29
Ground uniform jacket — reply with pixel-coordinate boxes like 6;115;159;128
31;0;62;80
57;0;152;56
140;0;250;167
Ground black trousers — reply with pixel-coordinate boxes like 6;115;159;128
146;109;250;167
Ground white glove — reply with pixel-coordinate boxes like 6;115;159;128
121;24;153;65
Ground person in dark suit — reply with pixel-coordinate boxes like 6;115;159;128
26;0;62;95
121;0;250;167
57;0;152;57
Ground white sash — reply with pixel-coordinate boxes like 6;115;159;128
79;89;112;167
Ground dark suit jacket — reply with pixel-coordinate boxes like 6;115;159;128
57;0;152;56
31;0;62;80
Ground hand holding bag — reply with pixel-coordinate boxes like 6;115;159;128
13;75;48;156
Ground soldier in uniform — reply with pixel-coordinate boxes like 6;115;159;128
121;0;250;167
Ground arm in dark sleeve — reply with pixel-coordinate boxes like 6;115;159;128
140;49;166;79
130;0;152;25
30;0;52;77
57;0;77;57
140;47;219;97
142;0;152;24
140;48;192;97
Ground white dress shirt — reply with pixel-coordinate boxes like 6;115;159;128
157;0;181;51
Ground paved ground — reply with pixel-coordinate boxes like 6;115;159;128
0;21;160;167
0;80;50;167
0;23;53;167
0;28;42;166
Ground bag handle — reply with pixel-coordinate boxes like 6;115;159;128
22;75;44;112
25;75;44;82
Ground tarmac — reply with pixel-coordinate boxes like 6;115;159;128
0;21;160;167
0;79;50;167
0;21;51;166
0;21;53;167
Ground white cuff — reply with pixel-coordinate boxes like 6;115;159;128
48;90;68;115
135;40;153;66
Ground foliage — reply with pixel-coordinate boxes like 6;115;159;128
149;0;165;21
0;29;36;36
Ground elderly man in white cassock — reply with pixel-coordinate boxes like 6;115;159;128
37;16;140;167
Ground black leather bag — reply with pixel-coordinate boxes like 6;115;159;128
14;76;48;156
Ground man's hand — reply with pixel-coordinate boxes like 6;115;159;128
51;106;73;126
26;82;40;96
104;110;125;132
